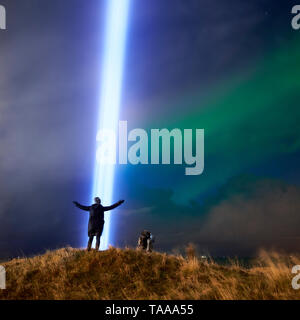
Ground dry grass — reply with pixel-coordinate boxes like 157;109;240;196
0;246;299;300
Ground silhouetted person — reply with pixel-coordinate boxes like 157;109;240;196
73;197;124;251
137;230;154;252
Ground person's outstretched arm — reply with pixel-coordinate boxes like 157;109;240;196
103;200;125;211
73;201;90;211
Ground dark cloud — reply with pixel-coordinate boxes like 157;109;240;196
123;0;292;107
198;177;300;255
0;1;104;258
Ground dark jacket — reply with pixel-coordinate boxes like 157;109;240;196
75;201;123;236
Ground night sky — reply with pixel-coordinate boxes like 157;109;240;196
0;0;300;259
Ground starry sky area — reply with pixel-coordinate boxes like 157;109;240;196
0;0;299;259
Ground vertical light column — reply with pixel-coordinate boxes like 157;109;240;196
91;0;131;250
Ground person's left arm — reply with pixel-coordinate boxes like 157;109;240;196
103;200;125;211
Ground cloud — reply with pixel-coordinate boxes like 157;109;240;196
0;3;103;258
198;178;300;255
118;206;155;216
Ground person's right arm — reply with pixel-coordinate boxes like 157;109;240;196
73;201;90;211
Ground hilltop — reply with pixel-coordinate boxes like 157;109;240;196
0;246;299;300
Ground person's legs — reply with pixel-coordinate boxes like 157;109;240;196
87;235;94;251
146;238;151;252
95;232;101;251
95;222;104;251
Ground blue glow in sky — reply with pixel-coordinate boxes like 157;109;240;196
90;0;131;250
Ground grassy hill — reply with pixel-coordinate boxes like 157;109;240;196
0;246;299;300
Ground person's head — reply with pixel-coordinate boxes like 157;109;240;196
141;230;150;237
94;197;101;204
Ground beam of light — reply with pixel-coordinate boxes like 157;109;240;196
90;0;131;250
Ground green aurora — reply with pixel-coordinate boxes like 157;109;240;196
142;37;300;203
